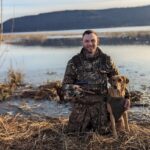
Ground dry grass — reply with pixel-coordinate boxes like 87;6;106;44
0;115;149;150
0;69;24;101
3;30;150;42
18;80;62;101
0;84;12;100
0;75;62;101
3;33;48;42
7;69;24;87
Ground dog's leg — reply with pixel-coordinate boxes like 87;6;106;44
116;117;125;131
123;111;130;132
107;103;118;138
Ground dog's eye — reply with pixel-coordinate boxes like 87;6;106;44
118;79;122;82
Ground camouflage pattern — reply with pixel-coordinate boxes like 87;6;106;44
62;47;120;133
67;95;110;133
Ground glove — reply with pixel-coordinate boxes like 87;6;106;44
63;84;83;100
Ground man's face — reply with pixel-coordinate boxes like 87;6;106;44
82;33;98;54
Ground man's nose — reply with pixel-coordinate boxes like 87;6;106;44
88;41;93;45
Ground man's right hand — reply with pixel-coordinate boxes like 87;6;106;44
73;85;96;95
63;84;84;100
73;85;83;92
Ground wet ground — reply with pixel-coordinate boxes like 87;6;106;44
0;98;71;118
0;94;149;124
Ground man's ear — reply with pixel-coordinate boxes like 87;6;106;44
97;37;100;45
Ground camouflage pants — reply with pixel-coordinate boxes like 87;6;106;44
67;95;110;134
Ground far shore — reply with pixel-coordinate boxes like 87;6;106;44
3;29;150;46
3;31;150;46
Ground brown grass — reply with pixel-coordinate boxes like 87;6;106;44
7;69;24;86
0;115;149;150
3;33;47;42
0;69;24;101
3;30;150;42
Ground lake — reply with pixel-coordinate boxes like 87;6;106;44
0;44;150;90
0;43;149;118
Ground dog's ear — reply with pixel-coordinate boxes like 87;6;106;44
126;77;129;83
122;76;129;83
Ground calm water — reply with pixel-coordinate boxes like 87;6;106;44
0;44;149;117
0;44;150;90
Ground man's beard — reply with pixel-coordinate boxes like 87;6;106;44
84;48;97;58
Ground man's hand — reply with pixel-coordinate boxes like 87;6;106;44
62;84;83;100
124;99;130;110
73;85;83;92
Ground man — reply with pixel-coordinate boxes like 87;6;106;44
62;30;130;133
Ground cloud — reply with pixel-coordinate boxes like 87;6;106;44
2;0;150;21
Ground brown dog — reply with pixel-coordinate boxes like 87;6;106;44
107;75;130;138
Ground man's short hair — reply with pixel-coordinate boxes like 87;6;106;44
82;30;100;44
82;30;98;38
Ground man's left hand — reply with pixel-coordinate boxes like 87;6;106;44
124;99;130;110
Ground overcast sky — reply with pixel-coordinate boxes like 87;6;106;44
2;0;150;21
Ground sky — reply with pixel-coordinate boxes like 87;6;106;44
2;0;150;22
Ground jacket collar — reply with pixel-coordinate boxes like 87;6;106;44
80;47;103;61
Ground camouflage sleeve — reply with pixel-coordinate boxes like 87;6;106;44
62;59;81;100
106;56;119;78
63;59;77;85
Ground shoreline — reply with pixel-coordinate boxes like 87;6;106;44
3;30;150;46
0;68;149;149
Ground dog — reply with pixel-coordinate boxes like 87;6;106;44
107;75;130;138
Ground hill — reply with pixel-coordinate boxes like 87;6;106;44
3;5;150;33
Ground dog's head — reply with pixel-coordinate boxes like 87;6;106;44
109;75;129;91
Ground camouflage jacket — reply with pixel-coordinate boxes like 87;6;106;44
62;47;129;99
